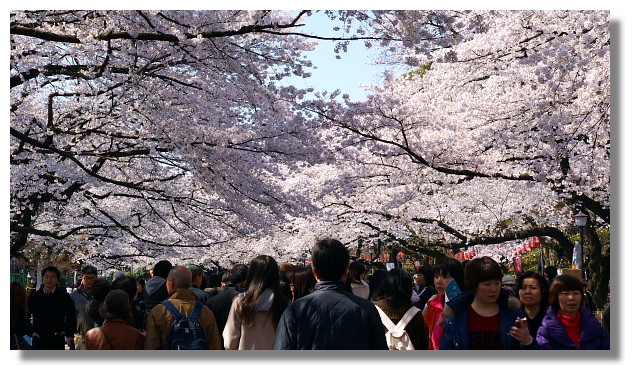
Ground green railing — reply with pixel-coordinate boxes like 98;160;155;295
10;274;29;286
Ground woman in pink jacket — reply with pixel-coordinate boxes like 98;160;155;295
423;257;465;350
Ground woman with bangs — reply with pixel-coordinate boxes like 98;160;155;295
535;274;609;350
440;256;526;350
423;257;465;350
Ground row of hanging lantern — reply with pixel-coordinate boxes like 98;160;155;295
451;236;542;262
361;250;407;263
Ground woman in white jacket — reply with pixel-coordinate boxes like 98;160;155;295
223;255;289;349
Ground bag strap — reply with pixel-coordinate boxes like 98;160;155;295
375;305;396;330
99;327;115;350
161;300;184;320
395;306;421;332
161;300;203;320
189;302;203;320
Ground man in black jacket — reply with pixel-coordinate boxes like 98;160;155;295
27;266;76;349
205;267;241;348
273;238;388;350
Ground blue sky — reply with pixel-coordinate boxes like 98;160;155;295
281;11;394;102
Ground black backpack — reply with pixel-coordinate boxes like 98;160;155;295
161;300;207;350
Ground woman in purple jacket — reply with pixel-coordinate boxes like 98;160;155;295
536;275;609;350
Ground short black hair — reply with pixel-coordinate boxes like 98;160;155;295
92;278;113;301
81;265;98;276
111;275;137;303
221;268;241;286
514;271;549;311
464;256;503;292
233;264;249;283
348;261;366;283
311;238;349;281
375;268;412;307
41;266;61;279
544;265;558;280
416;265;434;287
548;274;584;312
432;257;465;290
152;260;173;278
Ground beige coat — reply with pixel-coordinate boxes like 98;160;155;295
144;288;222;350
222;289;278;350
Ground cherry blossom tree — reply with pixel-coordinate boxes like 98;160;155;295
11;10;610;304
10;10;330;266
10;10;468;269
302;10;609;302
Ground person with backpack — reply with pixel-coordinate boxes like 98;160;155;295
144;266;222;350
223;255;289;349
373;268;428;350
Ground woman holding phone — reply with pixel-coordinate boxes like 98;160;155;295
440;256;526;350
513;271;549;341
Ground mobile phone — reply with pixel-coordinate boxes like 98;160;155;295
515;317;527;328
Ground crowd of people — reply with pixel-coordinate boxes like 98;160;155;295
10;238;610;350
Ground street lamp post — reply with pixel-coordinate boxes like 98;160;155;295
574;211;588;277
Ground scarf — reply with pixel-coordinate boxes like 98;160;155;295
558;311;581;347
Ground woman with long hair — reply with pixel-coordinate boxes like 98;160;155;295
287;266;317;302
535;274;609;349
372;268;428;349
348;261;370;299
223;255;289;349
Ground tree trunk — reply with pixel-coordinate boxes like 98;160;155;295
586;225;610;310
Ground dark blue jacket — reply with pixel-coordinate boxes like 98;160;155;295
273;281;388;350
536;306;609;350
440;289;524;350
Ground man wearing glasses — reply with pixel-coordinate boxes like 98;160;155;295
70;265;98;316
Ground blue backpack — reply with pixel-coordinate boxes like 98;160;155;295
161;300;207;350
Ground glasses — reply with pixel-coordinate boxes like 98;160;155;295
82;276;97;281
